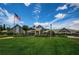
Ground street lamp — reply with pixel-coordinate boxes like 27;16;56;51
50;23;52;39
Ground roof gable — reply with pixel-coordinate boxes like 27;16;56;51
33;25;44;30
59;28;71;32
12;24;22;29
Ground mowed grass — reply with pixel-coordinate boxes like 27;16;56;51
0;36;79;55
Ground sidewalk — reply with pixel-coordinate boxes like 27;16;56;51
0;37;14;39
67;36;79;39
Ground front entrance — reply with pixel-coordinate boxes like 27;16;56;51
35;30;41;35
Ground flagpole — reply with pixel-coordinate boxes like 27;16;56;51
14;13;20;26
14;14;15;27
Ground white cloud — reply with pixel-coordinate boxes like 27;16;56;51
33;18;79;30
24;3;31;7
33;12;67;29
4;9;11;17
69;24;79;30
0;7;5;13
68;3;79;13
0;7;24;27
46;13;66;27
33;10;40;14
34;22;49;27
56;3;79;13
33;22;69;29
0;12;4;16
55;13;66;19
64;19;79;30
73;20;79;24
52;23;67;29
0;7;6;17
33;4;41;22
51;19;79;30
56;4;67;11
69;3;79;7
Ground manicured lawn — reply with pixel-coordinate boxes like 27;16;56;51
0;36;79;55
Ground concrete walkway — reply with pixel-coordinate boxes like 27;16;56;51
0;37;14;39
67;36;79;39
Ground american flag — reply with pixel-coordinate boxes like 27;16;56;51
14;13;20;20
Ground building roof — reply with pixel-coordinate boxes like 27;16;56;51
11;24;22;29
33;25;45;30
59;28;71;32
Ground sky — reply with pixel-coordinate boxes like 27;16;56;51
0;3;79;30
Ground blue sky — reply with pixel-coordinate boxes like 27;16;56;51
0;3;79;30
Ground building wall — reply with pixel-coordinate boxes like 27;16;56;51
11;26;25;34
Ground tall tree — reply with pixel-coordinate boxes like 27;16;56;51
22;25;29;32
3;24;6;30
0;25;2;31
6;27;11;31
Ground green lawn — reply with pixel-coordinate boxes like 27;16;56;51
0;36;79;55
